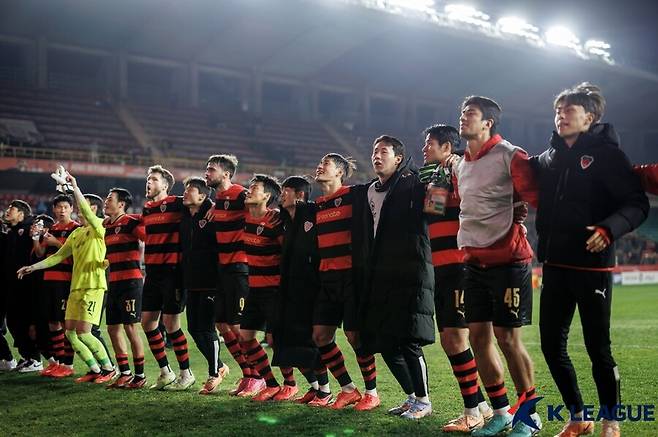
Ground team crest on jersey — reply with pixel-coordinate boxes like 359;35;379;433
199;219;207;229
256;225;264;236
160;203;167;212
18;228;24;236
61;231;67;237
304;221;313;232
334;197;342;208
224;200;230;210
580;155;594;170
115;226;121;234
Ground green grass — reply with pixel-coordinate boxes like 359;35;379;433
2;285;657;436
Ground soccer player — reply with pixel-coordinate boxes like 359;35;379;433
180;177;229;395
419;125;493;431
32;194;79;377
103;188;147;389
17;173;115;382
634;163;658;195
239;174;295;401
358;136;434;419
3;200;41;372
140;165;192;390
312;153;379;410
205;155;258;396
453;96;540;437
531;83;649;437
272;176;330;403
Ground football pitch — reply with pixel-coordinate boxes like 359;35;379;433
1;285;657;436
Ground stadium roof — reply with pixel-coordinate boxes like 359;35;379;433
2;0;658;127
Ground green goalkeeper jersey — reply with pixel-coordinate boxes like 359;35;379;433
34;194;107;291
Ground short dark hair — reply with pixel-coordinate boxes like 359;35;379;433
83;194;104;218
423;124;461;150
35;214;55;228
323;153;357;182
109;188;133;210
147;165;175;193
9;199;31;217
282;175;312;201
373;135;406;160
251;174;282;207
461;95;502;135
183;176;210;197
51;194;73;208
207;154;239;178
554;82;606;124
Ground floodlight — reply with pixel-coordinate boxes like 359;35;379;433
545;26;580;49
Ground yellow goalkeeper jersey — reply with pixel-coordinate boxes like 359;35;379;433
36;195;108;291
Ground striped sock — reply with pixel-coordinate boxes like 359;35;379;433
485;382;510;412
448;349;480;409
242;339;278;387
356;351;377;391
512;386;537;415
280;367;296;386
169;329;190;371
223;330;253;378
62;337;74;366
51;329;65;362
299;367;319;390
133;356;145;377
314;364;330;388
116;353;130;374
145;329;169;369
318;342;353;388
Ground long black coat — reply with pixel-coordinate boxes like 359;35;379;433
180;198;217;290
356;159;435;353
272;201;322;368
531;123;649;268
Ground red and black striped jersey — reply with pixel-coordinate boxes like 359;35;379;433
141;195;183;268
213;184;248;266
243;209;284;289
315;185;353;272
427;191;465;276
104;214;145;285
43;221;80;282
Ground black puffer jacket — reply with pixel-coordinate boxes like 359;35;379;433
272;201;322;368
356;157;435;353
180;198;218;290
531;123;649;268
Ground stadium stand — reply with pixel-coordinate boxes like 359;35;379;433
0;87;139;157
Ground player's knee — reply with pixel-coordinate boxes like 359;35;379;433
345;331;360;348
493;329;518;352
312;330;331;347
440;332;466;355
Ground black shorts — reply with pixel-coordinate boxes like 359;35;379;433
106;279;143;325
142;266;186;314
41;281;70;323
240;287;278;332
215;270;249;325
463;263;532;327
313;270;359;332
434;269;467;331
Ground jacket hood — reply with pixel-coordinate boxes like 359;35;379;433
549;122;620;151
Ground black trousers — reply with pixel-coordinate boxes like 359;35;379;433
381;342;429;398
540;265;619;418
186;290;220;376
5;284;39;361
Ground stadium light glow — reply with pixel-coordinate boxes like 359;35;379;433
585;39;614;64
496;16;542;44
545;26;580;50
384;0;435;12
444;4;490;28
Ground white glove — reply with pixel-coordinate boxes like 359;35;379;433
51;165;73;194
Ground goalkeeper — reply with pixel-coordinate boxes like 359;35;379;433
17;171;115;382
